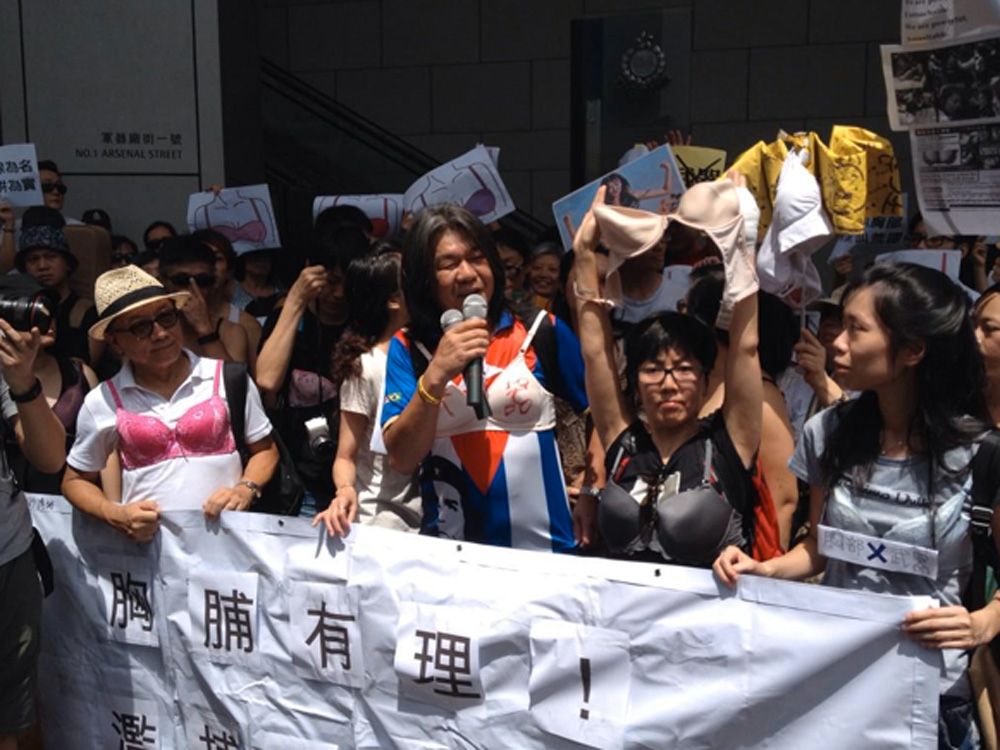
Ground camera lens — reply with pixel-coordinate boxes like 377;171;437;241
0;294;52;333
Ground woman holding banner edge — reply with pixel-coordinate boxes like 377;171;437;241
715;262;1000;747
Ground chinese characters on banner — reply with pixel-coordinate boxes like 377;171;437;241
288;581;364;688
104;698;161;749
188;571;259;664
0;143;44;207
96;553;159;648
29;499;941;749
394;602;485;712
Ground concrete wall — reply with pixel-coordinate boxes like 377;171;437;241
260;0;908;225
0;0;227;243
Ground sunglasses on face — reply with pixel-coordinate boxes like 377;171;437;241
145;238;167;252
167;272;215;289
113;308;179;340
41;181;67;195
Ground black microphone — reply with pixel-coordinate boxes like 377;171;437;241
462;294;490;419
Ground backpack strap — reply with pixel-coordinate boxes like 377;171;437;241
223;361;250;464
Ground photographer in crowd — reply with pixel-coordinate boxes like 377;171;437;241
0;300;68;750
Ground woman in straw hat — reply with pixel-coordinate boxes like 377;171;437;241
61;265;279;542
573;178;764;567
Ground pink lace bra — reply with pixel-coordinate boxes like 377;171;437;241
106;360;237;470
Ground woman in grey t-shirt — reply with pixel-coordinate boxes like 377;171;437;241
714;263;996;748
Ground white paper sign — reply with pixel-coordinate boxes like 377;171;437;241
312;194;404;240
288;582;364;688
0;143;44;207
394;601;485;712
875;248;962;281
187;571;260;664
818;524;940;579
188;184;280;255
403;145;514;224
902;0;1000;45
529;619;631;750
95;553;159;647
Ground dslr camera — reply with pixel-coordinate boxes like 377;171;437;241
0;293;53;334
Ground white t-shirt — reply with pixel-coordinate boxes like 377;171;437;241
68;352;272;509
613;268;689;325
339;347;419;531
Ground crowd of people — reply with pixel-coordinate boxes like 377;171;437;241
3;146;1000;749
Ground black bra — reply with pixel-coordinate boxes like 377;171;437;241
599;439;740;566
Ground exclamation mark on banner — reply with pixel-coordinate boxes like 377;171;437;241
579;657;591;720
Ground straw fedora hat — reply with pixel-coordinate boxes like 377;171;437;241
88;265;190;340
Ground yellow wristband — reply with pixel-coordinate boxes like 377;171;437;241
417;374;443;406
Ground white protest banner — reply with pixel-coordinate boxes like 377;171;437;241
552;144;684;250
30;495;940;749
312;195;404;240
902;0;1000;45
188;184;280;255
0;143;44;207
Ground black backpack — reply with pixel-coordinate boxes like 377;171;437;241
223;362;305;516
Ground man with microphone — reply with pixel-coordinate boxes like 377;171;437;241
382;205;596;553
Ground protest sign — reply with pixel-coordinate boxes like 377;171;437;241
0;143;44;207
187;184;280;255
30;495;940;749
672;145;727;186
552;144;684;250
902;0;1000;45
312;195;404;239
881;32;1000;132
403;145;514;225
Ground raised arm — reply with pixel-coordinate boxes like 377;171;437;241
573;186;631;449
256;265;327;408
720;290;761;469
2;321;65;472
383;320;489;475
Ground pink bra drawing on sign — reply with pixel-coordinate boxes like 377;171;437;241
195;191;273;245
106;360;236;470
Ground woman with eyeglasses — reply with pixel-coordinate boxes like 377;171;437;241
62;265;279;541
573;180;763;567
156;235;250;365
